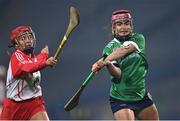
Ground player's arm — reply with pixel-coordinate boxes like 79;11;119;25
11;47;56;77
105;60;121;78
91;60;121;78
36;45;57;67
105;43;137;61
11;53;47;78
36;45;49;61
22;56;48;72
21;46;56;74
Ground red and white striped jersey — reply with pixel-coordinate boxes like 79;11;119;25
6;49;48;101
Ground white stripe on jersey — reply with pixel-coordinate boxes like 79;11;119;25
113;38;141;52
113;38;121;44
6;62;14;88
18;52;24;60
123;41;141;52
15;52;25;64
15;51;24;60
111;60;118;64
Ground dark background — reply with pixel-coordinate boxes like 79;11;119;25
0;0;179;119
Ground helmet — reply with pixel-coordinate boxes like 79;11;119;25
10;26;36;44
10;26;36;54
111;10;133;41
111;10;132;23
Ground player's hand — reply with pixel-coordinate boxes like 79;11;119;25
41;45;49;55
103;60;111;67
46;57;57;66
91;60;105;72
91;60;112;72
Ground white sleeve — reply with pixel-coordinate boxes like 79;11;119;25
111;60;119;67
123;41;141;52
111;60;117;64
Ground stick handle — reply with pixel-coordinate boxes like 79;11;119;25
54;36;67;59
82;56;106;87
82;72;95;86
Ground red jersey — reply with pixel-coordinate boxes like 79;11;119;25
6;49;48;101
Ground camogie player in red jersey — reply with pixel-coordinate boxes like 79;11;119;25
0;26;56;120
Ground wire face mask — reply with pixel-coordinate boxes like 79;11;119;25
17;31;35;42
16;31;36;54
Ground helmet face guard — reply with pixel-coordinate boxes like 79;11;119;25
16;30;36;41
111;10;133;41
10;26;36;54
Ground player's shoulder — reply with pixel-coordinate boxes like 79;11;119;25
132;32;144;38
11;49;25;62
131;32;145;40
110;38;121;44
106;38;122;48
13;50;24;57
131;32;145;42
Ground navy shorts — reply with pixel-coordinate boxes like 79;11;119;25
110;92;154;113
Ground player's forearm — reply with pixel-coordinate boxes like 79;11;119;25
105;44;136;61
106;62;121;78
21;59;47;73
21;53;49;73
36;52;48;61
105;47;127;61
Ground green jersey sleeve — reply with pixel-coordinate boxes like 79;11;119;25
102;39;122;56
133;33;145;54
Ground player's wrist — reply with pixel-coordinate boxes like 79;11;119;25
104;60;111;66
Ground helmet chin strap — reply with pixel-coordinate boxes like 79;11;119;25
113;32;131;42
23;46;34;54
23;39;36;54
15;39;35;54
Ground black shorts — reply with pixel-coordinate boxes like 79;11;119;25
110;92;154;113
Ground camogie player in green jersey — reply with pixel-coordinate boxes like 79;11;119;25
92;10;159;120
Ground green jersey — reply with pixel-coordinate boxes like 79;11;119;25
103;33;148;101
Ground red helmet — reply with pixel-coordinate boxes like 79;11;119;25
10;26;35;44
111;10;132;23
